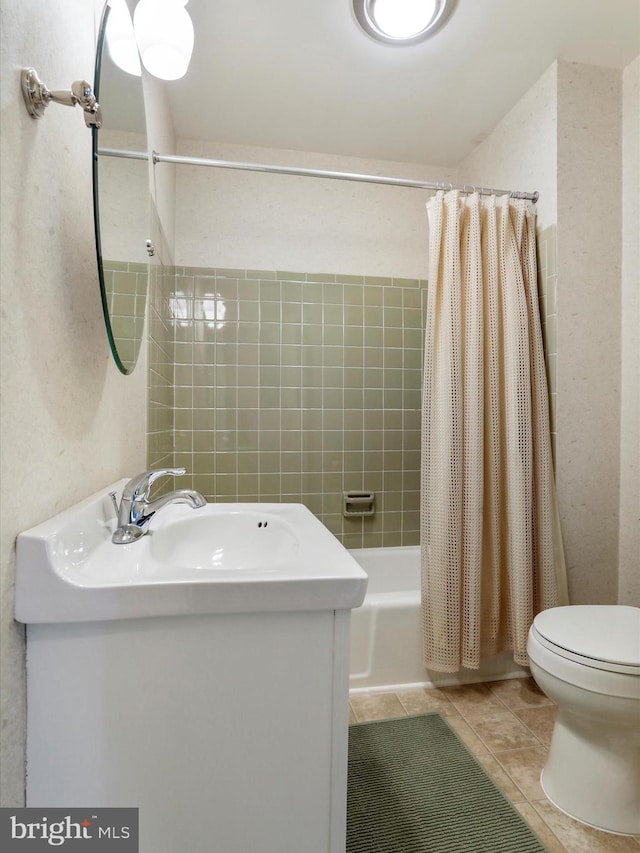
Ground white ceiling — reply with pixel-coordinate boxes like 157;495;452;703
166;0;639;167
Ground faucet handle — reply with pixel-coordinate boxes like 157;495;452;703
147;467;185;483
108;490;120;516
123;468;187;500
142;468;186;495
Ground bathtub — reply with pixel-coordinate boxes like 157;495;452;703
348;545;528;693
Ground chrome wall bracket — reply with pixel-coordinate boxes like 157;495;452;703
21;67;102;128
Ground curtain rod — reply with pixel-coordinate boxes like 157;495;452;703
97;147;539;202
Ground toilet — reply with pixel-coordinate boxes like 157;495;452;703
527;605;640;836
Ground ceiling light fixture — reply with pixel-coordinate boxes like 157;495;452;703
133;0;194;81
105;0;141;77
353;0;450;45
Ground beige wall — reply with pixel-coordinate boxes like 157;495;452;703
174;139;456;277
458;62;558;231
0;0;147;805
619;55;640;605
555;62;622;604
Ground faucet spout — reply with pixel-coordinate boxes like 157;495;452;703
112;469;206;544
146;489;207;514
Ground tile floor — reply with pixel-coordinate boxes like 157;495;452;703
349;678;640;853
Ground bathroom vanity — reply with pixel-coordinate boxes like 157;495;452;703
16;482;367;853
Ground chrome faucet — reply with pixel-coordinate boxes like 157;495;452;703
111;468;206;544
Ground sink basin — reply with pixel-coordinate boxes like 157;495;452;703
15;480;368;623
148;509;300;571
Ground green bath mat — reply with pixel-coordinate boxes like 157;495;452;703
347;713;549;853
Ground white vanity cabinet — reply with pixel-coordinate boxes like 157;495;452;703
26;609;352;853
17;485;367;853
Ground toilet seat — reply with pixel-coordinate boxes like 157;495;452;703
531;605;640;675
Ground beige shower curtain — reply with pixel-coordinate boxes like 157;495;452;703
420;190;568;672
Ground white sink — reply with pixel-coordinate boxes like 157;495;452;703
15;480;368;623
149;508;300;571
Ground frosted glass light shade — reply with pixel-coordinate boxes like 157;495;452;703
133;0;194;81
353;0;448;44
106;0;141;76
372;0;437;38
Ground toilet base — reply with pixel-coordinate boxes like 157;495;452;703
541;708;640;836
540;775;639;837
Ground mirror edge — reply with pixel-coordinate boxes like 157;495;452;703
93;1;140;376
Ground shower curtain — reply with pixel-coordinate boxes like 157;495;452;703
420;190;568;672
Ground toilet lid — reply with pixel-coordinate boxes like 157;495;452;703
532;605;640;674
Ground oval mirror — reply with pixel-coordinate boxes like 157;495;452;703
93;1;149;374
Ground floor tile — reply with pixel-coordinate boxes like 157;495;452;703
443;712;490;756
532;799;640;853
514;803;569;853
515;705;557;747
494;745;548;800
349;692;407;722
473;752;526;803
486;676;554;710
395;687;457;717
440;682;507;719
469;710;540;751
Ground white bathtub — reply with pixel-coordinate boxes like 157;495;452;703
348;545;528;693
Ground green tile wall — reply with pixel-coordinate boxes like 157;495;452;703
103;260;147;368
161;267;427;547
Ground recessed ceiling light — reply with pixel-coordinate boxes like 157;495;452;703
353;0;450;45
